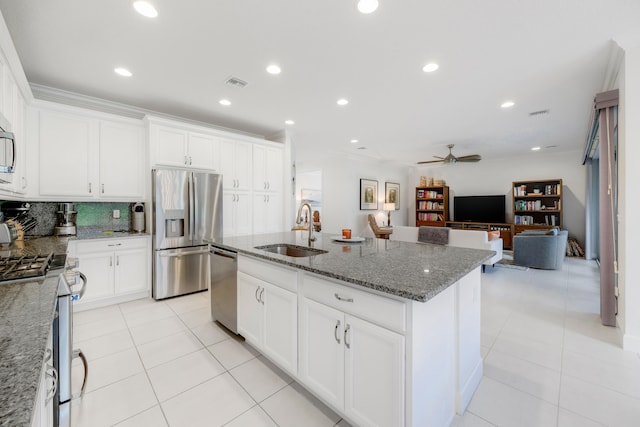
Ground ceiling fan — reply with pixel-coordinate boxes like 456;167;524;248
417;144;481;165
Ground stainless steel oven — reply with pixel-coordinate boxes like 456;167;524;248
52;257;88;427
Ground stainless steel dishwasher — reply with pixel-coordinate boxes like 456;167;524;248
210;245;238;334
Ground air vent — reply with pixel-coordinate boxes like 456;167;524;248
356;147;367;150
529;109;549;117
225;76;248;88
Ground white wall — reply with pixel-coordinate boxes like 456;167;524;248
619;43;640;352
296;154;409;237
409;150;587;245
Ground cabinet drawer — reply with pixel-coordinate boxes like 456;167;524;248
238;256;298;293
302;273;406;333
74;237;148;253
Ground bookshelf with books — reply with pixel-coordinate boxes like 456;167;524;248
416;186;449;227
512;179;562;233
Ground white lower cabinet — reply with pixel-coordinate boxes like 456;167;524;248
237;255;483;427
237;271;298;375
68;237;150;310
300;298;405;427
32;332;54;427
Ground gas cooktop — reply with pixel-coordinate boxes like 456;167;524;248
0;253;56;282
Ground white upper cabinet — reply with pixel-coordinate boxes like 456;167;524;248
220;138;251;191
38;110;97;197
153;125;188;168
150;123;218;170
37;107;145;200
0;50;28;194
253;193;283;234
253;144;283;193
223;190;251;237
99;121;144;199
188;132;218;170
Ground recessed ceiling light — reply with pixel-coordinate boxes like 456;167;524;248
114;67;132;77
531;146;541;151
337;98;349;106
350;139;359;144
133;1;158;18
219;99;231;106
501;101;515;108
285;120;295;125
422;63;439;73
357;0;379;14
266;64;281;75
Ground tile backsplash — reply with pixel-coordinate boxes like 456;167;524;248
0;201;142;236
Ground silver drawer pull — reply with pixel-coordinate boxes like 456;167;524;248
334;293;353;303
334;320;341;344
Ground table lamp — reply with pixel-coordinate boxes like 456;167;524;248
383;203;395;226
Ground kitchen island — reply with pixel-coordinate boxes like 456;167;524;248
213;231;494;427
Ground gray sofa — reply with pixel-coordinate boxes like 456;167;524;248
513;229;568;270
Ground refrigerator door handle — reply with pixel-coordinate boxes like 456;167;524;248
189;173;195;243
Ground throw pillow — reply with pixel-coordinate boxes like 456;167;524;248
487;230;500;241
520;230;547;236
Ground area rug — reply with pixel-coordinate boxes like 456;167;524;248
494;258;529;271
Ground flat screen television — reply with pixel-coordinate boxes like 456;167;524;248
454;195;506;223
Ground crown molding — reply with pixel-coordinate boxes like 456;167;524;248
30;83;268;140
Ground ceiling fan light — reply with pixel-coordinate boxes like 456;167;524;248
357;0;379;14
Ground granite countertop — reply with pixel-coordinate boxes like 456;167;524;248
75;227;150;240
214;231;495;303
0;236;70;427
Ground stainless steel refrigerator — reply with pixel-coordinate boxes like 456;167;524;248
152;168;223;299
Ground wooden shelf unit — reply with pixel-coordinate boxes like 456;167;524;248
446;221;514;250
512;179;563;231
416;186;449;227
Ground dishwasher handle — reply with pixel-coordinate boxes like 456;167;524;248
210;247;237;261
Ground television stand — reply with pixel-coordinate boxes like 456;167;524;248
446;221;514;250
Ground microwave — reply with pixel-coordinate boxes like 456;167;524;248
0;124;15;184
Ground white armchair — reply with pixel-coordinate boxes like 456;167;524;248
390;226;502;267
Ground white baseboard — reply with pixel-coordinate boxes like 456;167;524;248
456;358;483;414
73;290;149;312
623;333;640;353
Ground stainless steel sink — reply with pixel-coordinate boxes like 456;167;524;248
255;244;328;257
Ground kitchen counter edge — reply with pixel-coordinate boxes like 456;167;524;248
211;232;494;303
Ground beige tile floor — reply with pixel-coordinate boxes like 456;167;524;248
70;257;640;426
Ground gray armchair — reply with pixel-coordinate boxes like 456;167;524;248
513;229;568;270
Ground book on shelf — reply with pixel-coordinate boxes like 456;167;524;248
514;183;561;197
417;201;444;210
544;184;561;195
514;215;534;225
417;212;444;221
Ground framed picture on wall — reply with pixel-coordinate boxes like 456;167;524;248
385;182;400;210
360;179;378;210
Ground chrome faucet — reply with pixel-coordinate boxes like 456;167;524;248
296;201;316;246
